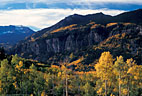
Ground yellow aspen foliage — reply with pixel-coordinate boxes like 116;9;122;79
15;61;23;70
91;24;101;29
113;88;118;92
68;85;73;89
113;56;126;96
127;65;142;82
69;56;84;66
69;53;74;59
122;89;128;95
119;80;123;85
134;76;138;80
95;51;114;96
44;74;49;83
127;67;133;74
58;72;62;77
51;24;77;33
19;61;23;67
41;90;47;96
23;69;30;74
97;88;103;94
114;56;126;75
110;93;115;96
95;51;114;80
13;76;16;80
30;63;37;71
51;65;59;69
126;58;136;67
122;80;128;85
61;65;66;71
13;82;19;89
106;22;118;27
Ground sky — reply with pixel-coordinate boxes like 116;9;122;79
0;0;141;31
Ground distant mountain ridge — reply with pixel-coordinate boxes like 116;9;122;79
0;25;35;46
12;9;142;64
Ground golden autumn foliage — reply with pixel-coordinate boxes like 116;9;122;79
87;22;96;25
51;24;77;33
95;51;114;80
95;51;114;96
122;89;128;95
0;51;142;96
99;32;126;49
91;24;102;29
97;88;103;94
41;90;47;96
51;65;60;69
13;82;19;89
69;56;84;66
106;23;118;27
30;37;35;42
126;58;136;67
15;61;23;70
122;23;134;26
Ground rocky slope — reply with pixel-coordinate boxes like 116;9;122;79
13;23;142;62
13;23;107;60
12;9;142;64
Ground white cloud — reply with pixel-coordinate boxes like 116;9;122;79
0;8;125;31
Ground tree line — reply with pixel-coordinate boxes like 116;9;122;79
0;52;142;96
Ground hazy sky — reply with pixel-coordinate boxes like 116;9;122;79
0;0;141;31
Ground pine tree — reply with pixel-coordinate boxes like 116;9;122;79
11;54;19;67
0;59;14;94
83;82;94;96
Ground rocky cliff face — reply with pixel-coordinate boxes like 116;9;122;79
13;23;108;59
12;22;142;62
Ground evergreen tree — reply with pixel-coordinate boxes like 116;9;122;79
0;59;14;94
